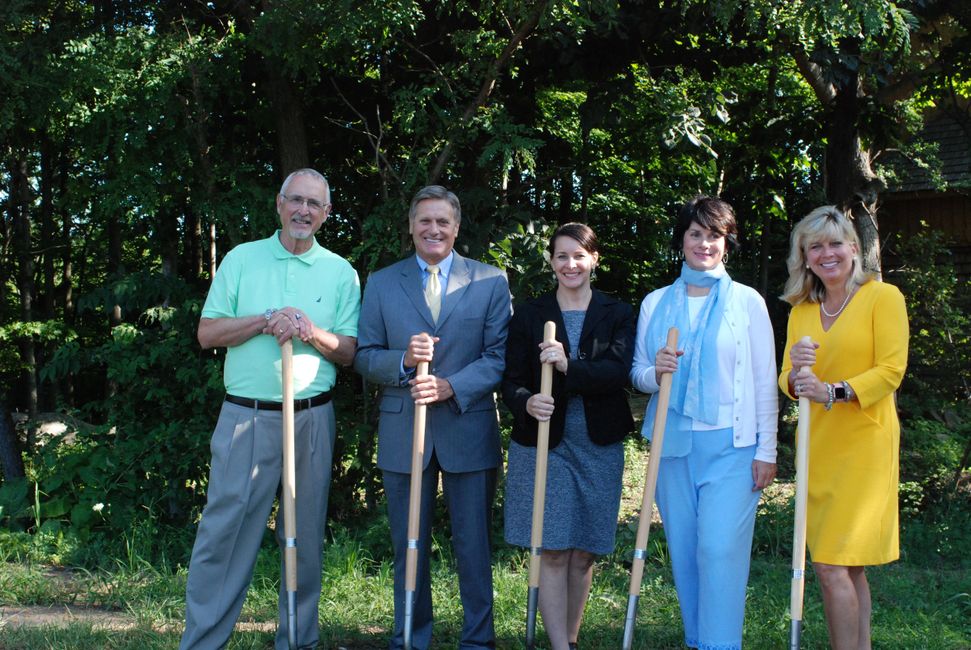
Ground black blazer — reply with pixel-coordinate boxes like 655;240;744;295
502;290;636;449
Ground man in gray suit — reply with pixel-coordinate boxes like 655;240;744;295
354;185;511;649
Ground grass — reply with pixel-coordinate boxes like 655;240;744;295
1;438;969;649
2;536;968;649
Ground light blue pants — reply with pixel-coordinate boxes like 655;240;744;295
655;427;760;650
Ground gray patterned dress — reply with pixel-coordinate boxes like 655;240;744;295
504;310;626;555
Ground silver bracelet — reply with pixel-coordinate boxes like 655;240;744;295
824;382;835;411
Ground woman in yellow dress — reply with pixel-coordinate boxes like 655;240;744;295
778;206;908;650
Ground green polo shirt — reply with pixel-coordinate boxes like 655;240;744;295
202;232;360;400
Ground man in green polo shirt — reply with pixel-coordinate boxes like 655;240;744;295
180;168;360;650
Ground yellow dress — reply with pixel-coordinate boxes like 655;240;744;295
779;280;908;565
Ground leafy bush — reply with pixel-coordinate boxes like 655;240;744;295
11;277;222;556
6;271;388;564
889;226;971;564
892;226;971;414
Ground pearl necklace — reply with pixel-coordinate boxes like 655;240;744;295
820;290;852;318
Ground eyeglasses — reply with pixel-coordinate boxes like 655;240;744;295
280;193;330;213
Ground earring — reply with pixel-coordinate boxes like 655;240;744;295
591;267;598;282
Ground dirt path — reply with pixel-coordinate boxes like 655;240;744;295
0;605;284;634
0;607;381;649
0;604;139;630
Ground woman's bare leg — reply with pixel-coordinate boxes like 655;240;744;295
538;549;571;650
565;550;596;644
814;562;871;650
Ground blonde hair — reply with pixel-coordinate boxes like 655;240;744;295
780;205;872;306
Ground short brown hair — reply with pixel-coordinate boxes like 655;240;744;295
671;196;739;254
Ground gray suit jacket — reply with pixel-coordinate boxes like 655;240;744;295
354;253;512;473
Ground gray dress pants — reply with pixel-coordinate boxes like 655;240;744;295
179;400;335;650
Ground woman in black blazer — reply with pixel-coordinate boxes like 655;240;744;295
502;222;635;650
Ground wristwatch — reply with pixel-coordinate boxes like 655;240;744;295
833;383;847;401
835;381;854;402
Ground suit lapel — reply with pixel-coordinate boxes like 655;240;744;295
437;253;471;328
536;293;570;355
579;290;610;346
398;257;437;329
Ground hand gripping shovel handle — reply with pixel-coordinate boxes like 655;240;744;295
525;321;557;649
403;356;430;650
790;336;814;650
623;327;678;650
281;340;298;650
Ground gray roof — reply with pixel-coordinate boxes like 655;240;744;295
884;111;971;194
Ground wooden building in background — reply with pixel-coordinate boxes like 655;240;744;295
880;108;971;279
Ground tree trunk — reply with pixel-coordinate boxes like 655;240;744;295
58;153;73;321
9;155;38;417
794;48;884;279
58;153;74;407
0;396;25;481
159;206;179;280
39;135;56;320
209;222;217;281
37;137;57;410
106;185;122;398
267;69;309;178
184;60;215;284
824;77;884;278
559;171;574;224
107;212;123;327
184;202;203;282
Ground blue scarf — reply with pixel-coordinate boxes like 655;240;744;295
642;262;732;456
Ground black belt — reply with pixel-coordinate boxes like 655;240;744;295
225;391;332;412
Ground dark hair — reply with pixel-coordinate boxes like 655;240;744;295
671;196;739;253
549;222;599;256
409;185;461;224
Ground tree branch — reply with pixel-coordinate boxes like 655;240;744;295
792;47;836;105
328;80;404;192
428;2;549;184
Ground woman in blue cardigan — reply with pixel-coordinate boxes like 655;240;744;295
503;222;635;650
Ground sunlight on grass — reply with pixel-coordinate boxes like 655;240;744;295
2;446;969;649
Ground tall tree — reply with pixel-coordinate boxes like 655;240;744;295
716;0;971;275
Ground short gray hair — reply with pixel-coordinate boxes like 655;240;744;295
408;185;461;224
280;168;331;204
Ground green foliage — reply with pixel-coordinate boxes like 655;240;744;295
893;226;971;411
9;275;222;548
487;219;557;301
885;226;971;551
